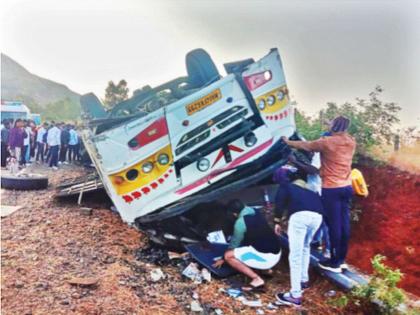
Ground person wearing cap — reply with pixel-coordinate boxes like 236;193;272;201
212;199;281;291
272;168;324;306
282;116;356;273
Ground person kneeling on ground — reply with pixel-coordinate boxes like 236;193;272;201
273;168;324;307
212;199;281;291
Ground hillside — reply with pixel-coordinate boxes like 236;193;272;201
1;54;81;119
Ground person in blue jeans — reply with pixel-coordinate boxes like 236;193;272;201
283;116;356;273
273;168;324;307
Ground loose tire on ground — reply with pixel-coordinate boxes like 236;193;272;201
1;173;48;190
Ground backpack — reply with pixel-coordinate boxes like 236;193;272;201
351;168;369;197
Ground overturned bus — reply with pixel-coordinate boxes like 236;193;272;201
79;48;296;245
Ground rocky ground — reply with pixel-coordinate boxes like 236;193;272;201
0;164;370;314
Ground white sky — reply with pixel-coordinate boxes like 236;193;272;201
1;0;419;126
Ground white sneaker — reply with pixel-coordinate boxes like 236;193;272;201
58;161;62;165
63;161;69;165
340;263;349;270
52;166;58;170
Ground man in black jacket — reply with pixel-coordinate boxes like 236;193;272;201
213;199;281;291
59;124;70;164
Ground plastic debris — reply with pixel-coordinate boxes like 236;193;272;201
168;251;188;260
226;288;242;298
239;297;263;307
182;262;202;283
325;290;336;297
150;268;165;282
266;303;278;310
190;300;203;312
201;268;211;282
192;291;199;300
207;230;227;244
214;308;223;315
256;309;265;315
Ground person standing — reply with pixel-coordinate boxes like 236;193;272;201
59;124;70;164
8;119;27;166
273;168;324;306
282;116;356;273
21;120;31;166
47;121;61;169
1;120;11;167
35;122;48;163
68;125;78;162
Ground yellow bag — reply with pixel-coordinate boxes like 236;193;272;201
351;168;369;197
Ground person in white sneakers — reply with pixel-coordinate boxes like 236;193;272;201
46;121;61;170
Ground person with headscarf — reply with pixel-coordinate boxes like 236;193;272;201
282;116;356;273
272;168;324;306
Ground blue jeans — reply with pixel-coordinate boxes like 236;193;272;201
288;211;322;298
312;221;330;252
322;186;353;266
49;145;59;167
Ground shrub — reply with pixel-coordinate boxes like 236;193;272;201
352;255;406;314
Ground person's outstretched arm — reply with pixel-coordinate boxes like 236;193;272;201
282;136;327;153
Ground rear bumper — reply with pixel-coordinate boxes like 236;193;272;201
136;138;290;224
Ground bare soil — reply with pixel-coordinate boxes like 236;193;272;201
1;164;351;315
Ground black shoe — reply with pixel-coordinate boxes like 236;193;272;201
275;292;302;307
318;261;342;273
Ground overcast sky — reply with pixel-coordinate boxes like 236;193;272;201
1;0;419;126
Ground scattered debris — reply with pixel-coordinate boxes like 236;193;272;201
182;263;202;282
14;280;24;288
135;246;171;266
79;207;93;216
190;300;204;312
266;303;278;310
150;268;166;282
207;230;227;244
168;251;189;260
1;205;23;218
214;308;223;315
201;268;211;282
238;297;263;308
192;291;199;300
256;309;265;315
67;277;99;287
324;290;337;297
224;288;242;298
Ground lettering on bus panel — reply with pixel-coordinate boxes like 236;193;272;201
185;89;222;116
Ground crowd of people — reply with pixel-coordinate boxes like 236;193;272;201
1;118;82;170
213;115;358;307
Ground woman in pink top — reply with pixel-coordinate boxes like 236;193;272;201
283;116;356;273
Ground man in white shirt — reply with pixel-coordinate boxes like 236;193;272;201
36;122;48;163
46;121;61;169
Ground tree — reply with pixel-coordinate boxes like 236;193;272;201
103;80;129;108
295;86;401;155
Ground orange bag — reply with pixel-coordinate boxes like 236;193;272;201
351;168;369;197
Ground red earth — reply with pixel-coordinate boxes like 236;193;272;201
347;162;420;296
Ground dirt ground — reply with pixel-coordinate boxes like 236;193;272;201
1;164;353;315
348;161;420;296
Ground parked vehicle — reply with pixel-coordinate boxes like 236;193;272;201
79;48;296;244
0;101;41;124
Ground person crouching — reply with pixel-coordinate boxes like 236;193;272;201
212;199;281;291
273;168;324;307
